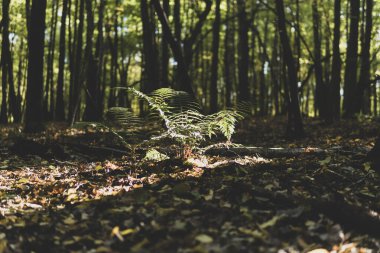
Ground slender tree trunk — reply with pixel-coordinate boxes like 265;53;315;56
312;0;326;119
83;0;101;121
69;0;84;124
358;0;373;114
224;0;234;108
56;0;69;121
68;0;77;121
174;0;181;42
237;0;250;102
1;0;11;123
50;0;59;119
7;40;19;123
43;0;58;120
343;0;360;117
0;0;19;123
16;41;24;122
161;0;170;87
294;0;301;86
95;0;105;116
272;30;280;116
25;0;47;132
141;0;160;94
259;50;266;116
210;0;221;113
374;78;378;116
329;0;342;121
25;0;31;38
107;1;120;108
275;0;304;137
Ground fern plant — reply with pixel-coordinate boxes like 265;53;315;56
106;87;246;157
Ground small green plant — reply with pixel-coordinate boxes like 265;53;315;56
109;88;245;156
76;88;247;159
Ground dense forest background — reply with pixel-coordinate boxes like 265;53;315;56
0;0;379;135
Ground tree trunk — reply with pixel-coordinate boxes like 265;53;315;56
224;0;234;108
210;0;221;113
329;0;342;121
1;0;11;123
161;0;170;87
56;0;69;121
69;0;84;125
68;0;77;122
237;0;250;102
95;0;106;116
141;0;160;94
107;1;120;108
312;0;326;119
0;0;20;123
358;0;373;114
343;0;360;117
43;0;58;120
275;0;304;137
174;0;181;42
83;0;102;121
271;28;280;116
24;0;47;132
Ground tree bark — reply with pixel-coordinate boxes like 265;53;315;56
272;30;280;116
83;0;102;121
329;0;342;121
24;0;47;132
343;0;360;117
224;0;234;108
95;0;106;117
0;0;19;123
312;0;326;119
1;0;11;123
161;0;170;87
56;0;69;121
141;0;160;94
69;0;84;125
357;0;373;114
210;0;221;113
275;0;304;137
237;0;250;102
106;0;120;108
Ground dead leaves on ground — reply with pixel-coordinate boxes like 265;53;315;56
0;118;380;252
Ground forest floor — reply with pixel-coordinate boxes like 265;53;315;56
1;116;380;253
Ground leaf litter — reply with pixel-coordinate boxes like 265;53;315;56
0;117;379;252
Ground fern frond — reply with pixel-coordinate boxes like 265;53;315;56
106;107;143;129
235;101;252;117
150;88;201;113
207;110;244;141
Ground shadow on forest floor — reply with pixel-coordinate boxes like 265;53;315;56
1;117;380;252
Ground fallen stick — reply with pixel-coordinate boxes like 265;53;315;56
204;145;371;158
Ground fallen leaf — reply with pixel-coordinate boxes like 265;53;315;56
17;178;29;184
307;249;329;253
111;226;124;241
195;234;213;244
120;228;136;236
259;215;285;229
131;238;149;252
63;216;77;225
319;156;331;166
